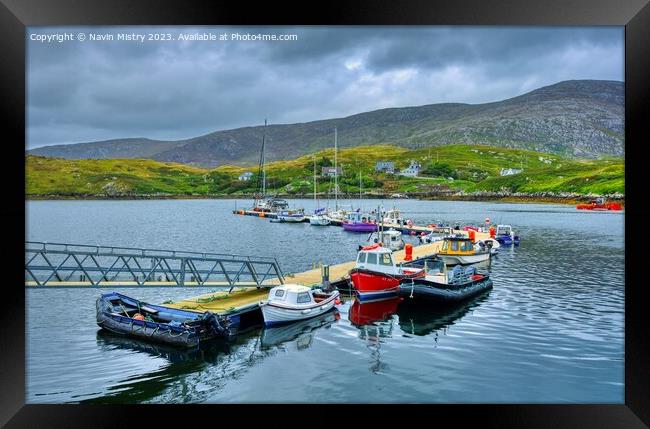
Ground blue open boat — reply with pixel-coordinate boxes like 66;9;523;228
96;292;232;348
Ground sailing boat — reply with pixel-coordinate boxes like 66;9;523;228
310;156;330;226
324;127;351;222
252;120;289;213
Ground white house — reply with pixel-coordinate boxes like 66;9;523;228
375;161;395;174
500;168;523;176
321;166;343;177
399;160;421;177
238;171;254;181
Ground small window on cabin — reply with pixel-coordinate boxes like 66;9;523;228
451;241;459;251
357;253;366;263
442;241;448;251
379;253;393;266
296;292;311;304
274;289;285;298
367;253;378;265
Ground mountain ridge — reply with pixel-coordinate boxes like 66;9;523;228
29;79;624;167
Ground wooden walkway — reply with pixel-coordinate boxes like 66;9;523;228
167;230;490;315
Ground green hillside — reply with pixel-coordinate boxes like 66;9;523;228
25;145;624;198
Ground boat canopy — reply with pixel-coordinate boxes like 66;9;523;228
346;211;374;223
440;237;476;254
267;284;314;305
496;225;512;236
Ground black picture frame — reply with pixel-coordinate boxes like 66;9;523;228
2;0;648;427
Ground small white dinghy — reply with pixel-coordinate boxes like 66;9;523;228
260;284;340;326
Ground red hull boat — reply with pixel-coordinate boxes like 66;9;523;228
576;197;622;211
349;244;425;301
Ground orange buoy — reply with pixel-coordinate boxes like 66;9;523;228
259;212;265;218
468;229;476;242
133;313;145;321
404;243;413;261
489;226;496;238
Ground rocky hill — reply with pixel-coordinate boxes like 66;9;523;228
29;80;624;167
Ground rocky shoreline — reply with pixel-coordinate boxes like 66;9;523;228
26;190;624;206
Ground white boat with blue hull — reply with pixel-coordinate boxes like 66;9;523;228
259;284;340;326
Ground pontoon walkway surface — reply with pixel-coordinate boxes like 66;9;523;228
166;230;490;316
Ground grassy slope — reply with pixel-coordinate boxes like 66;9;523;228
25;145;624;197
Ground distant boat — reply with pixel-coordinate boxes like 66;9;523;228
436;236;491;265
342;211;378;233
275;210;306;223
309;156;330;226
259;284;340;326
576;197;623;211
494;225;521;246
360;229;405;251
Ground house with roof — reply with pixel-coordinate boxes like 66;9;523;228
238;171;254;181
398;160;421;177
321;166;343;177
375;161;395;174
500;168;523;176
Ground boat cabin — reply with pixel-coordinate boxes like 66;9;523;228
439;237;477;255
355;244;420;275
495;225;513;237
346;211;374;224
267;284;324;306
382;209;403;225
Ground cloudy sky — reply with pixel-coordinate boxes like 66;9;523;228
27;26;623;149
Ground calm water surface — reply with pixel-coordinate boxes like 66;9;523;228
25;199;624;403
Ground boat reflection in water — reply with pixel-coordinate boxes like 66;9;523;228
397;289;492;337
260;308;340;350
348;296;403;374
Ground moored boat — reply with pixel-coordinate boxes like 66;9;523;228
309;208;331;225
96;292;231;348
342;211;378;233
398;259;493;303
349;244;425;301
494;224;520;245
276;209;306;222
259;284;340;326
576;197;623;211
360;228;405;251
436;236;491;265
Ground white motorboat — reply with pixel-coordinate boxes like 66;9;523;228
475;238;500;255
419;226;453;244
259;284;340;326
361;229;405;251
309;207;330;226
382;208;403;225
276;210;305;223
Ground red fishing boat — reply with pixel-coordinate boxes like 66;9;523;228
576;197;623;211
348;244;425;301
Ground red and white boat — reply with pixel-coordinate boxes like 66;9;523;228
576;197;623;211
348;244;425;301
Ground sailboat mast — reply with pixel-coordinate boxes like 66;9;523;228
262;119;267;196
313;156;317;205
334;127;338;211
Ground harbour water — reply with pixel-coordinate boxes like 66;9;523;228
25;199;624;403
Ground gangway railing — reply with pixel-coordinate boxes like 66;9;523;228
25;241;285;288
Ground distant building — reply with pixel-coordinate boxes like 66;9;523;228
375;161;395;174
321;166;343;177
399;160;421;177
238;171;254;181
500;168;523;176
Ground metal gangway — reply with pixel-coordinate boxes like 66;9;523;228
25;241;285;288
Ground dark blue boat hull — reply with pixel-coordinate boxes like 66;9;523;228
398;277;493;303
96;292;231;348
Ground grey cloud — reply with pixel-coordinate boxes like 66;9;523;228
27;26;623;148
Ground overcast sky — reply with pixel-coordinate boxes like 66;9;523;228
27;26;624;149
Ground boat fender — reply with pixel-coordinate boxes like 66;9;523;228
133;313;145;321
406;219;413;228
